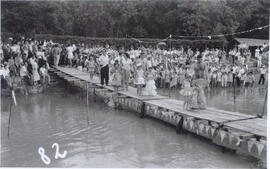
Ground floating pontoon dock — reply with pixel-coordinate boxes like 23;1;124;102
51;66;267;161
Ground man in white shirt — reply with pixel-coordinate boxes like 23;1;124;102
258;65;267;85
257;54;262;68
255;47;260;58
99;51;109;85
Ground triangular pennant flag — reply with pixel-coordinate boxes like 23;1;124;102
219;130;226;143
255;143;265;156
205;125;210;133
183;119;188;128
228;134;233;145
247;142;253;152
189;120;194;129
211;128;216;136
196;129;199;135
199;123;204;133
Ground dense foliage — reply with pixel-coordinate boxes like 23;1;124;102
1;0;269;39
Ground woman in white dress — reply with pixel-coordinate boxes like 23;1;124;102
142;67;157;96
32;60;40;85
66;44;75;67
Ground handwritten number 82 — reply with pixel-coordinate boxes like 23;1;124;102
38;143;67;165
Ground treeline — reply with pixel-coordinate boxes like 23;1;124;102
1;0;269;39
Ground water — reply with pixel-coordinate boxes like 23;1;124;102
1;86;260;168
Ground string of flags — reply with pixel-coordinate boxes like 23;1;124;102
127;25;269;44
126;35;170;44
172;25;270;39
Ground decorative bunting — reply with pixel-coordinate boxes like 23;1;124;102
255;143;265;156
210;127;216;136
219;130;226;143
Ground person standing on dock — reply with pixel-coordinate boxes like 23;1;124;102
52;44;61;67
99;50;109;86
121;53;131;91
191;54;208;109
258;65;267;85
66;44;75;67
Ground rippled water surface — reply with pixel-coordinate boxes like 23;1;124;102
1;86;261;167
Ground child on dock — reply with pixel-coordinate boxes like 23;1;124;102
86;56;95;80
179;77;193;110
134;63;145;96
110;60;122;93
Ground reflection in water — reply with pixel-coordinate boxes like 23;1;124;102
1;86;259;167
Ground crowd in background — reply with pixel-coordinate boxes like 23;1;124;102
0;37;268;95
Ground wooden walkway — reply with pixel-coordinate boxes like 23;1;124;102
53;66;266;160
53;66;266;138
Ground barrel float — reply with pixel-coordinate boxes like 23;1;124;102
168;111;175;125
163;111;169;122
197;122;205;135
239;140;253;154
198;123;213;139
126;98;130;107
230;135;241;148
183;117;195;132
149;106;156;117
212;130;229;147
158;110;164;121
250;140;266;160
148;106;155;116
183;117;188;129
151;106;157;117
145;105;149;114
158;109;162;119
207;126;217;139
171;115;177;126
173;115;180;126
137;101;142;112
221;133;241;150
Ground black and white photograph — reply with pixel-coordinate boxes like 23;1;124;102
0;0;269;168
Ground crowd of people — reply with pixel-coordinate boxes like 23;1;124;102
0;37;268;101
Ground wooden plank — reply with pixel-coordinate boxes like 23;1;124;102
145;99;226;123
206;107;253;118
64;77;80;82
145;99;256;123
225;118;266;138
